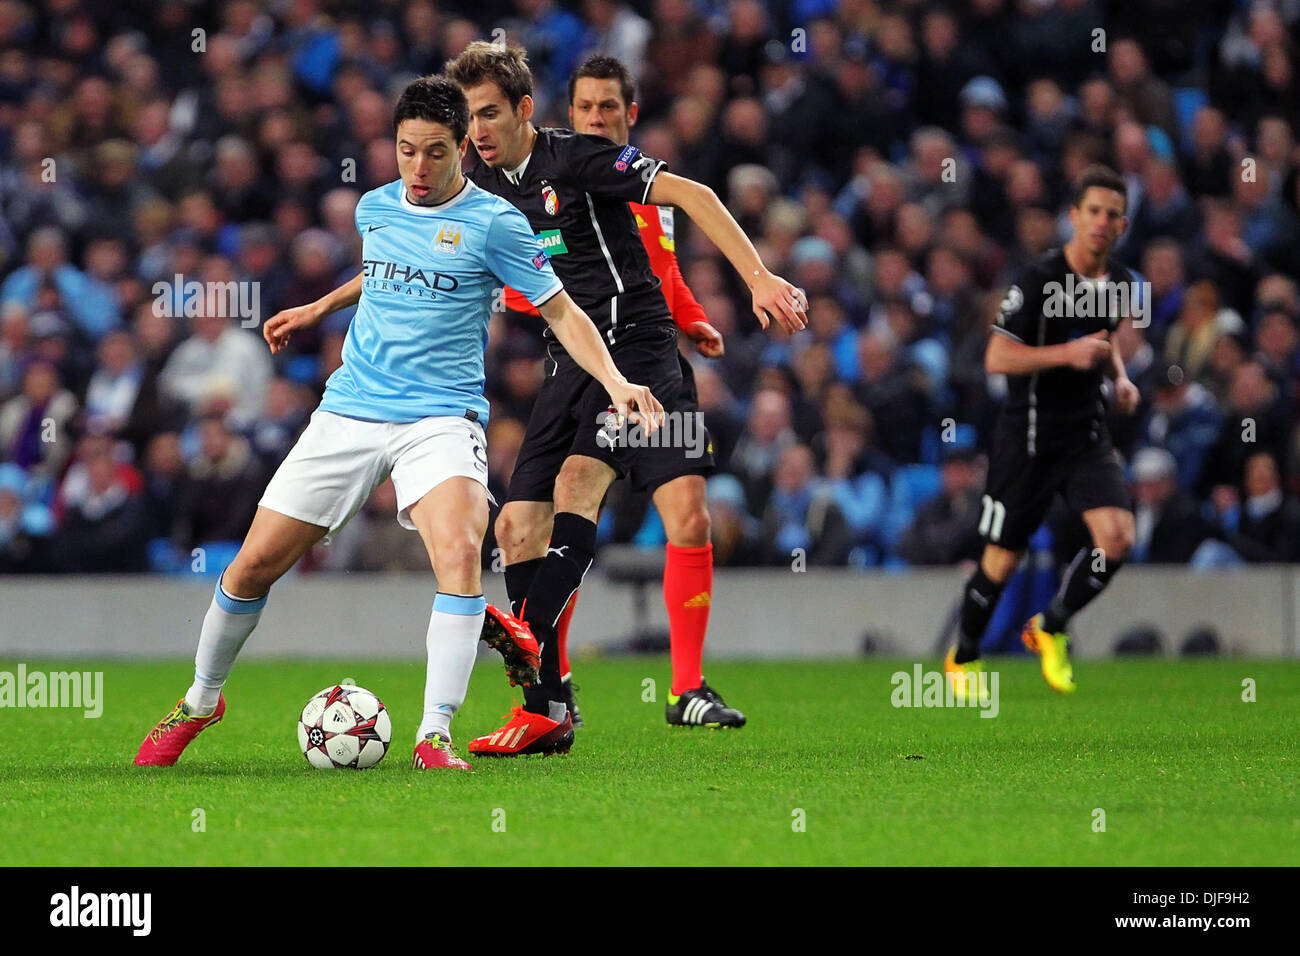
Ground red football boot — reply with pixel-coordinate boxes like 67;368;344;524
480;604;540;687
469;705;574;757
412;733;471;770
134;695;226;766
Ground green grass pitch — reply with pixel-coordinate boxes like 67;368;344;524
2;656;1296;866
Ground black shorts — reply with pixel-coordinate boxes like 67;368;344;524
979;423;1131;552
506;323;716;501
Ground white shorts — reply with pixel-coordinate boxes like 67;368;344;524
259;409;491;543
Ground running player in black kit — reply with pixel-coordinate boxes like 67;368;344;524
445;43;807;755
946;165;1141;695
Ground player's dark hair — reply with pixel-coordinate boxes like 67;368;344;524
569;55;636;108
1072;164;1128;212
393;75;469;143
446;41;534;109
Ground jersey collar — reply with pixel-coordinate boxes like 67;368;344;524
504;151;532;186
399;177;472;215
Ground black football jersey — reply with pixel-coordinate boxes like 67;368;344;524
991;248;1138;453
468;128;672;345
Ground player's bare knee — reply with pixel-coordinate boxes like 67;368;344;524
495;505;545;556
493;504;530;548
666;505;711;548
225;550;277;597
552;463;607;520
1100;529;1133;563
1087;512;1133;562
433;534;481;584
985;563;1014;585
980;546;1021;583
493;507;517;547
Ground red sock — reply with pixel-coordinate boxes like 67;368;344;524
556;590;577;680
664;542;712;695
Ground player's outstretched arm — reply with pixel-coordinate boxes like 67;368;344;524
537;290;664;428
263;272;364;354
986;330;1112;376
637;209;724;356
646;172;806;333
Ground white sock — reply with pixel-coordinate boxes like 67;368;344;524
184;580;268;715
417;593;485;742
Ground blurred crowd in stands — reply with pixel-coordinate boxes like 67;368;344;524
1;0;1299;576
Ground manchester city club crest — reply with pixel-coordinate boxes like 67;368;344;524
432;223;462;256
542;184;559;216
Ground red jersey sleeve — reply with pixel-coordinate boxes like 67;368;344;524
502;286;541;316
629;201;708;332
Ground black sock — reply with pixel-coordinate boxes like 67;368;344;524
1041;548;1124;634
956;566;1005;664
521;512;596;714
504;557;542;618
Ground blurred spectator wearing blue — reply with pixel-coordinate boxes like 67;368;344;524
84;331;143;434
1197;451;1300;566
705;473;761;567
816;401;891;561
1233;164;1298;269
1117;158;1200;264
759;443;851;566
139;431;183;544
853;330;932;465
1129;447;1210;563
0;462;52;572
803;294;859;382
507;0;589;117
580;1;652;85
730;387;798;516
1199;360;1292;494
278;0;341;98
1139;360;1221;492
1139;238;1187;347
896;443;983;566
248;377;310;473
1;228;119;341
1255;306;1300;387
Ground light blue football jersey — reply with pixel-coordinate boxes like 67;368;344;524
319;178;563;424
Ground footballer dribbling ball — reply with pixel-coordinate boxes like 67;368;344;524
298;684;392;769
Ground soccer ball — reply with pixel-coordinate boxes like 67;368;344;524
298;684;392;769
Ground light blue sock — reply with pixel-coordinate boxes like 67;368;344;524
185;580;267;714
417;593;485;741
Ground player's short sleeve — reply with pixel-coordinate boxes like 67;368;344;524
354;190;373;236
1111;265;1140;332
560;133;666;205
485;205;564;308
992;265;1044;344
